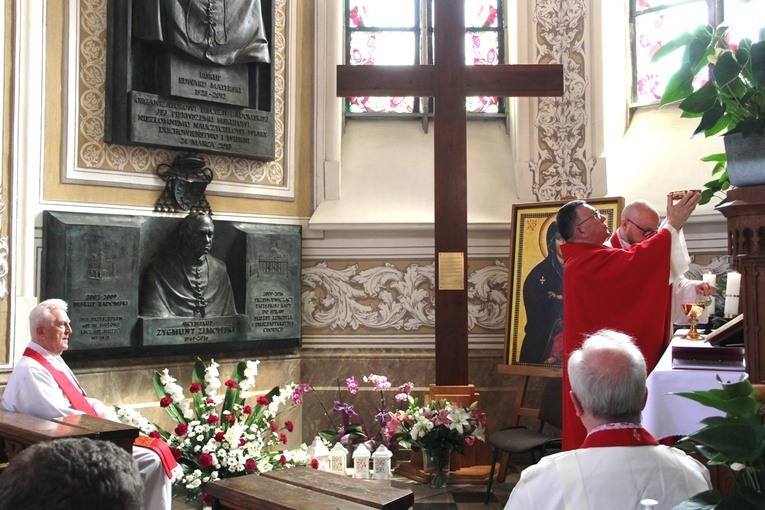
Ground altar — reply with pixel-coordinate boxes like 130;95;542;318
643;334;746;441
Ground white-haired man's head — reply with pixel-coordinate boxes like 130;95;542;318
568;329;647;424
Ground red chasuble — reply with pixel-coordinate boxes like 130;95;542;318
560;231;673;450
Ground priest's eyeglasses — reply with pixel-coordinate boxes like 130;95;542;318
576;211;603;227
626;218;657;236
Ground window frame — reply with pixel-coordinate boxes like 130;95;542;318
343;0;507;121
629;0;724;106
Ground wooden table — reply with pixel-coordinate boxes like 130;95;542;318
206;468;414;510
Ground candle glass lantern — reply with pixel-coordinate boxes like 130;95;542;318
352;443;371;479
371;444;393;480
329;443;348;476
307;436;330;472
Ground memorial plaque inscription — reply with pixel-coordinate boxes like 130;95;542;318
105;0;275;161
237;223;302;341
42;212;144;350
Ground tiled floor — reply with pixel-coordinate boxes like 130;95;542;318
171;465;522;510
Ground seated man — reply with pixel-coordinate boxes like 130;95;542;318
0;437;144;510
505;329;711;510
1;299;174;510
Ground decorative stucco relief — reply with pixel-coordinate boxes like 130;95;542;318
530;0;597;201
301;261;508;333
76;0;287;187
301;255;730;335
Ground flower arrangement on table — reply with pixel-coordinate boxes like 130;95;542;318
293;373;415;452
116;358;309;508
383;397;487;487
672;373;765;508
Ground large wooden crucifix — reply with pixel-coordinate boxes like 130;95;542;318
337;1;563;387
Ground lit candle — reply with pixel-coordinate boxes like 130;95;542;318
724;271;741;317
702;271;717;288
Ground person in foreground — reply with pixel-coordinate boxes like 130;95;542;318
504;330;711;510
557;192;700;449
610;199;716;325
1;299;174;510
0;437;144;510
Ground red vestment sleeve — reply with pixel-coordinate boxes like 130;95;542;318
560;231;672;450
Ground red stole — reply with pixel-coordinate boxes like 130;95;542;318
23;347;177;478
580;426;659;449
134;436;178;478
23;348;98;416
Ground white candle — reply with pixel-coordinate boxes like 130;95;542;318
724;271;741;317
702;272;717;288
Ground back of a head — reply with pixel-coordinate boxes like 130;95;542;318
568;329;647;422
0;438;144;510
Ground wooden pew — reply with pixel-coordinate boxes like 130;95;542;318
0;410;96;466
206;468;414;510
0;410;140;467
51;414;138;454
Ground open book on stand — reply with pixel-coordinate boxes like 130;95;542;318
672;315;745;370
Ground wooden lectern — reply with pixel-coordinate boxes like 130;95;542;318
717;184;765;383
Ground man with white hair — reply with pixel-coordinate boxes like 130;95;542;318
2;299;174;510
504;329;711;510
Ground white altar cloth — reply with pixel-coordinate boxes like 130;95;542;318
643;333;746;440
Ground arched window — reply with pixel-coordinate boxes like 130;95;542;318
631;0;765;105
345;0;505;117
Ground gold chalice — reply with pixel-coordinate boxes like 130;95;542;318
682;295;713;340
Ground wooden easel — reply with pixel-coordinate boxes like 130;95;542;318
494;365;561;482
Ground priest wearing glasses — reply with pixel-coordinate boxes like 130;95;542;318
555;191;701;450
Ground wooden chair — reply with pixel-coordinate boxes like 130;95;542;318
484;377;562;504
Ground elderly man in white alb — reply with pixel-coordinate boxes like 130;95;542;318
504;329;711;510
1;299;174;510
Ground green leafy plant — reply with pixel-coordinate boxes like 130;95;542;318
671;373;765;509
653;24;765;204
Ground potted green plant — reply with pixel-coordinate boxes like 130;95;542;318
653;24;765;205
671;373;765;509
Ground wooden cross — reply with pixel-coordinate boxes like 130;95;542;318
337;0;563;386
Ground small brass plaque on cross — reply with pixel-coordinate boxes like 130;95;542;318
438;252;465;290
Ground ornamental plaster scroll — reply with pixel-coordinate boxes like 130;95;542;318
530;0;597;201
76;0;287;189
301;261;508;332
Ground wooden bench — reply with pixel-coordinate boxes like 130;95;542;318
51;414;139;454
206;468;414;510
0;410;139;466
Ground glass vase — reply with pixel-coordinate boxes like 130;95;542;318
422;447;451;488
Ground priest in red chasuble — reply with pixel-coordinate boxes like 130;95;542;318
556;192;701;450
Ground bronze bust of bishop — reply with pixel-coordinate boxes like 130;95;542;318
140;212;236;318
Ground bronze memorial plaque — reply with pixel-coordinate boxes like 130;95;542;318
104;0;275;161
41;211;302;359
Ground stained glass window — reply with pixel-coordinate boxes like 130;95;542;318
345;0;504;115
632;0;765;105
